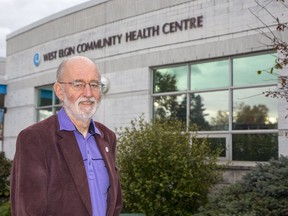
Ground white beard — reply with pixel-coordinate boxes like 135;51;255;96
62;93;100;122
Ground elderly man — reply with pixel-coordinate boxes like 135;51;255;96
10;56;122;216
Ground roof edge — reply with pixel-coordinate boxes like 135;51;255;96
6;0;109;39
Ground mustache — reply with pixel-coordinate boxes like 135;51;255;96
77;97;97;103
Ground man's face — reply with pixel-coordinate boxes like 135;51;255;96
55;58;102;122
62;86;100;121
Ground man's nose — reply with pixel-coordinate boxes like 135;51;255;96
83;83;92;97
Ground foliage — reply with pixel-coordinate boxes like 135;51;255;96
234;103;269;128
117;116;223;215
189;94;210;130
253;0;288;102
153;72;181;121
232;133;278;161
233;102;277;130
154;71;211;130
195;156;288;216
0;152;11;216
0;152;11;203
0;201;11;216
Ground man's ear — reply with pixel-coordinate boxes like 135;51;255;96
53;82;64;101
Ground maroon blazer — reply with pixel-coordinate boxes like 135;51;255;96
10;114;122;216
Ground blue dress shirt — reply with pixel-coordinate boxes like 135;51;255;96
58;108;110;216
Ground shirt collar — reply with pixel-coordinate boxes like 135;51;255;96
57;108;101;136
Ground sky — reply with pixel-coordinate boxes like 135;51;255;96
0;0;91;57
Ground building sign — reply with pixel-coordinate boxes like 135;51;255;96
37;15;203;64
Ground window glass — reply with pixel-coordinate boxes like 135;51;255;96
36;85;61;121
153;94;187;123
55;106;62;113
233;53;277;86
233;87;278;130
232;133;278;161
55;93;60;105
37;108;52;121
38;87;53;106
198;137;226;157
190;60;229;90
190;91;229;131
153;65;187;93
152;52;279;162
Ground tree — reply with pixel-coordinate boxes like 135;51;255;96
154;72;210;129
233;103;274;130
190;94;210;130
252;0;288;101
174;94;187;123
0;152;11;216
117;117;223;215
210;110;229;130
195;156;288;216
232;133;278;161
232;103;278;161
153;72;182;120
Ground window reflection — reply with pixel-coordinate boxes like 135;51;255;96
233;53;277;86
55;106;62;113
190;60;229;90
198;137;226;157
36;85;61;121
55;94;60;105
232;133;278;161
37;108;53;121
233;87;278;130
190;91;229;131
38;87;53;106
152;52;279;162
153;65;187;93
153;94;187;123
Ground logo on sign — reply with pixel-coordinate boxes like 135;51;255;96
33;53;41;67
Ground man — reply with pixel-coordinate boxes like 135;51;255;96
10;56;122;216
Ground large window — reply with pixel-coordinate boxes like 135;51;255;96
36;85;61;121
152;52;278;161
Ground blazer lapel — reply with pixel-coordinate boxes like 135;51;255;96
95;133;117;214
95;135;114;177
57;130;92;215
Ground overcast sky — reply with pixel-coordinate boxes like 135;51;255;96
0;0;91;57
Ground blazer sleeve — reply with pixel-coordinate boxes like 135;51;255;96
10;128;48;216
112;133;123;215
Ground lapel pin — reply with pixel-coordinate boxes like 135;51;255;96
105;146;109;152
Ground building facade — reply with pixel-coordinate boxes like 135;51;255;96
3;0;288;181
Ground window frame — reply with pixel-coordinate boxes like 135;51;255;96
151;51;278;162
36;84;61;121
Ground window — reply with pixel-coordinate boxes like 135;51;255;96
153;65;188;93
190;91;229;131
190;60;229;90
233;87;277;130
233;54;277;86
152;52;278;161
36;85;61;121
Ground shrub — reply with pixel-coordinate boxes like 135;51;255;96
0;152;11;216
195;156;288;216
117;117;223;216
0;201;11;216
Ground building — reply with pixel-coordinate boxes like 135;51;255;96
0;57;7;149
3;0;288;182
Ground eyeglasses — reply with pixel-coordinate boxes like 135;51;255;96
58;80;103;91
